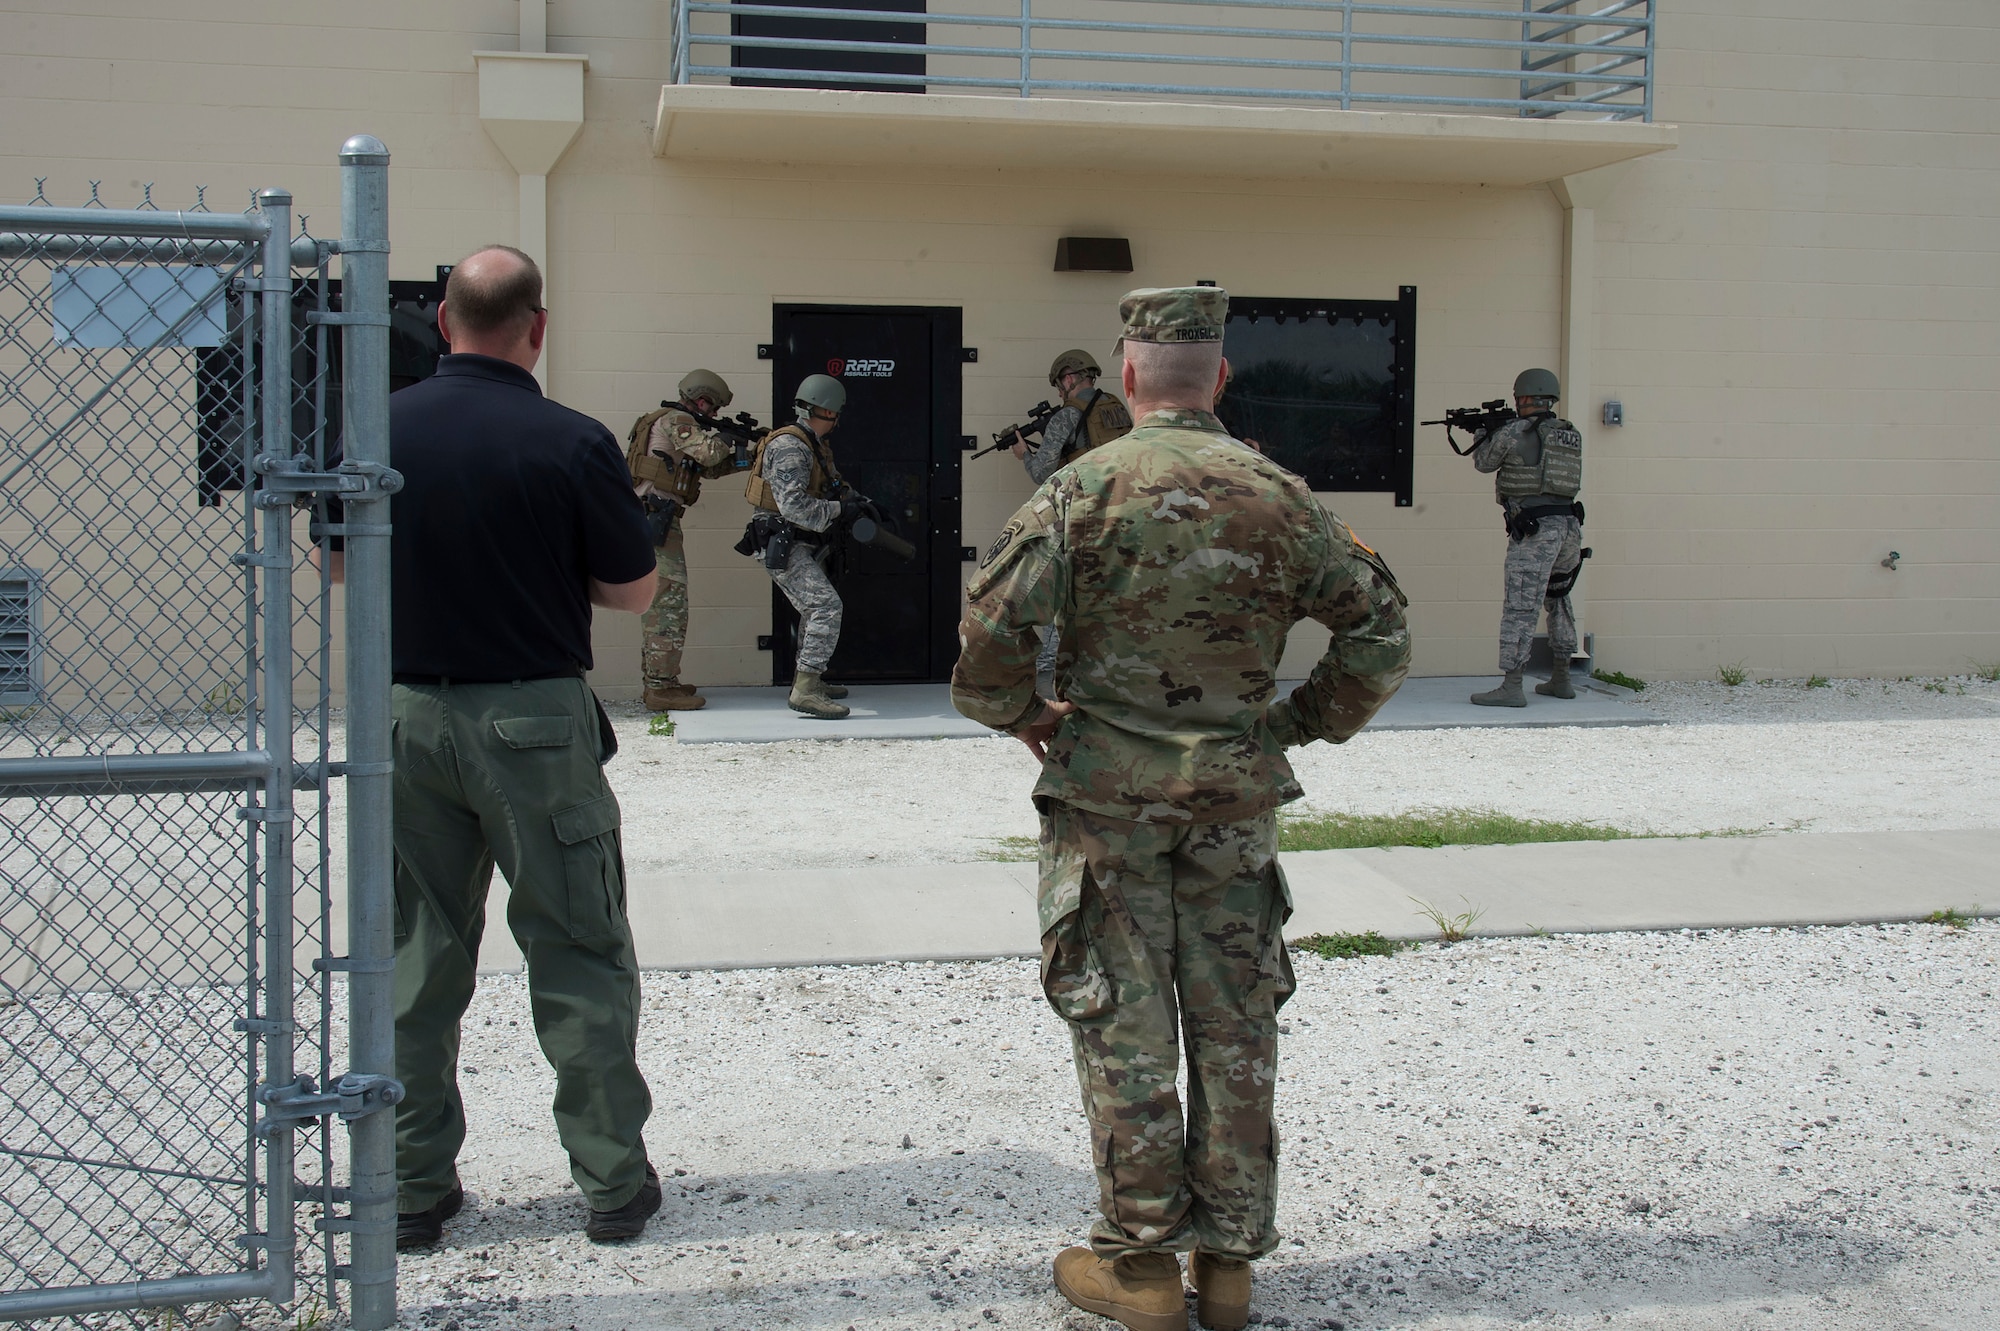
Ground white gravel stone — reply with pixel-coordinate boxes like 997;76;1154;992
336;921;1998;1329
608;675;2000;873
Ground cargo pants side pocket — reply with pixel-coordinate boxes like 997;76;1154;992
550;792;628;952
1247;855;1297;1017
1039;840;1115;1023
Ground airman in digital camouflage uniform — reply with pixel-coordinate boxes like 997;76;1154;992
628;369;742;711
743;373;855;720
1468;367;1585;707
952;287;1412;1331
1011;348;1135;485
1009;349;1135;688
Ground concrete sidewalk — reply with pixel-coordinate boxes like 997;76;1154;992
666;673;1658;744
471;828;1998;973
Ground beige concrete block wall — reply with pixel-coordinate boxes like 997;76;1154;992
3;0;1996;700
1581;0;2000;679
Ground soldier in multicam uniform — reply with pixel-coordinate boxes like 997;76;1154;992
742;373;856;720
1009;349;1135;687
627;369;743;712
952;287;1411;1331
1468;367;1585;707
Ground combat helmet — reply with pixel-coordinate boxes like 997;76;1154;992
678;368;733;409
1048;349;1100;387
793;373;847;420
1513;367;1561;401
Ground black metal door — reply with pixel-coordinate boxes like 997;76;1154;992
768;304;962;684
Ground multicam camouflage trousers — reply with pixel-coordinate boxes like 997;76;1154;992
1037;800;1295;1260
640;527;688;689
768;539;843;674
1498;514;1582;672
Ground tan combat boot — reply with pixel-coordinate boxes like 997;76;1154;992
1052;1248;1185;1331
643;685;707;711
1470;671;1526;708
821;679;849;699
1535;661;1576;699
1188;1251;1252;1330
787;671;850;720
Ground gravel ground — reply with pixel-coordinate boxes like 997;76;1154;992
609;676;2000;874
359;919;1999;1330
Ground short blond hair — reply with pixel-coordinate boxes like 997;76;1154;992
1123;339;1224;403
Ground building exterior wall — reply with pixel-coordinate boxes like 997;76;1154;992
1;0;1995;696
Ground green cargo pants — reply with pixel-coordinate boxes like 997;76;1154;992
1037;801;1295;1261
390;676;652;1213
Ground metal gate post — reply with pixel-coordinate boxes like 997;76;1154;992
253;186;300;1308
336;134;399;1331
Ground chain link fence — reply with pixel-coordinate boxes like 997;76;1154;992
1;138;399;1330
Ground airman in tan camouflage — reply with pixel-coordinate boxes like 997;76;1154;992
628;369;741;711
952;286;1412;1331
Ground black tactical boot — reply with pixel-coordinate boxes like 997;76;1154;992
1535;662;1577;699
396;1184;464;1251
1471;671;1527;708
585;1164;662;1243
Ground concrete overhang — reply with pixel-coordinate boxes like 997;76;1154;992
651;85;1676;187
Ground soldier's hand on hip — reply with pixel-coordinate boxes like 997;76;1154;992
1015;698;1077;763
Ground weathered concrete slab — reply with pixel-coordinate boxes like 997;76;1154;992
469;829;1997;973
663;675;1660;745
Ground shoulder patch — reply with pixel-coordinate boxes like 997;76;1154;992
981;521;1021;570
967;494;1060;598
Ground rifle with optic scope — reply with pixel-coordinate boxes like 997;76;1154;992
1421;399;1517;456
969;400;1060;460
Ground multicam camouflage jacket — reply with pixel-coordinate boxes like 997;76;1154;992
951;407;1412;824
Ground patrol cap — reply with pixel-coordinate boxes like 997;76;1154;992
678;368;733;408
1113;286;1227;352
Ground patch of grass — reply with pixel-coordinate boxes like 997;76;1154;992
293;1291;328;1331
1806;674;1831;689
1592;667;1645;691
1924;907;1974;930
202;681;245;718
1292;930;1413;960
1974;661;2000;684
1279;807;1633;852
979;835;1038;862
1411;895;1485;943
1716;661;1749;686
647;713;676;737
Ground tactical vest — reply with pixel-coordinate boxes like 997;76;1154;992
745;423;841;514
1496;415;1584;500
624;403;706;506
1063;389;1134;463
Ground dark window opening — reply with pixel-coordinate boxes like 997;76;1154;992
1213;289;1416;506
195;278;449;505
732;0;926;93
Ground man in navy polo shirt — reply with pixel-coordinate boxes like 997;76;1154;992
331;245;663;1249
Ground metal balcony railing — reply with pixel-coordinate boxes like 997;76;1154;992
670;0;1655;122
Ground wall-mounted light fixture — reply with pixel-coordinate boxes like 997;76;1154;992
1054;237;1133;273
